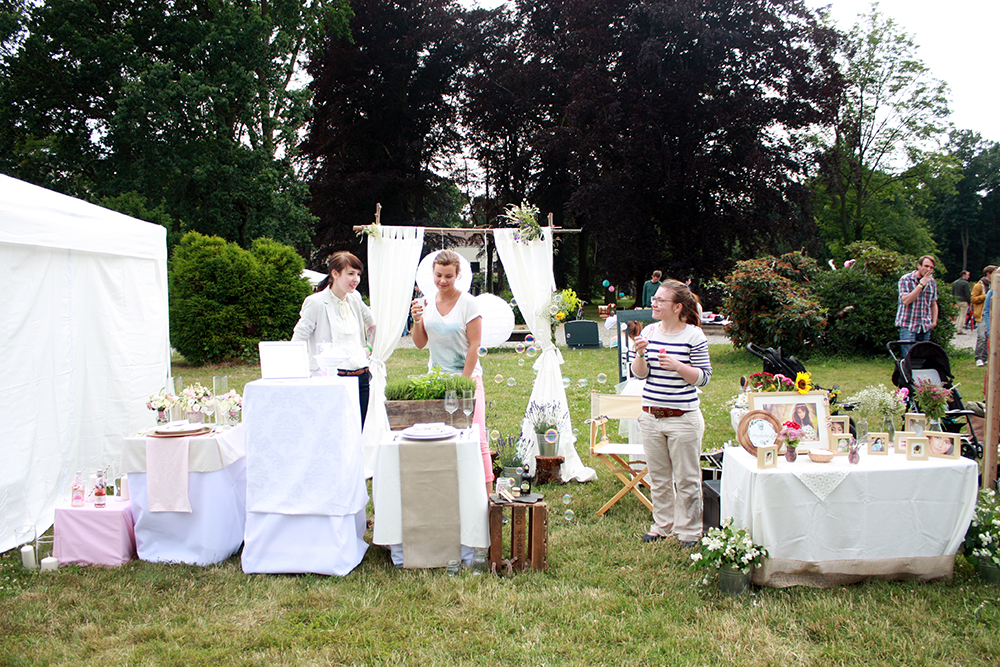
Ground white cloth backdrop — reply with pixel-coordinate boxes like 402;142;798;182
362;225;425;476
494;228;596;482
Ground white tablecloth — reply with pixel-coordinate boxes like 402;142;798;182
372;428;489;565
241;377;368;575
123;425;247;566
721;447;978;587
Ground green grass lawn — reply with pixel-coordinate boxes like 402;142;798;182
3;343;999;666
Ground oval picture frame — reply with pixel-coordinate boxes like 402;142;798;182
737;410;783;456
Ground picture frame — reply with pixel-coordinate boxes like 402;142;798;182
749;391;830;452
831;434;853;456
757;445;778;469
827;415;850;443
906;436;929;461
904;413;928;435
867;433;889;455
926;431;960;459
894;431;916;454
737;410;783;456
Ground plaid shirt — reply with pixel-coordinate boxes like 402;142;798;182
895;270;937;332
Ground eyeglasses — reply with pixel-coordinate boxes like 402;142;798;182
651;297;674;305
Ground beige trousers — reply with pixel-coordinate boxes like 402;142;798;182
638;409;705;542
955;301;969;329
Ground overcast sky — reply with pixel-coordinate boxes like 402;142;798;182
467;1;997;144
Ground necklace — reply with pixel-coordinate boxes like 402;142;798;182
437;290;460;304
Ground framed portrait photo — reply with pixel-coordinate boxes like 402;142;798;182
906;436;929;461
827;415;850;443
894;431;916;454
867;433;889;455
757;444;778;469
831;434;853;456
749;391;830;452
904;413;928;435
926;431;960;459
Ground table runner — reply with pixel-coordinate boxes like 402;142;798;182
399;438;461;568
121;425;246;473
145;437;191;512
790;467;849;501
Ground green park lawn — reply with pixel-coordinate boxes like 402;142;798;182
2;342;999;666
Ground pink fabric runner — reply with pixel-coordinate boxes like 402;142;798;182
145;436;192;512
473;375;493;483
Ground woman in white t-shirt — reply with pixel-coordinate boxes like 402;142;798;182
410;250;492;492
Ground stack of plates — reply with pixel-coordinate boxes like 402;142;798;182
148;423;212;438
400;423;458;441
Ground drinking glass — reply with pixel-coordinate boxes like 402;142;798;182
213;376;228;423
444;390;458;426
462;390;474;428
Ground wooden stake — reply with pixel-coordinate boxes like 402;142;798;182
985;272;999;489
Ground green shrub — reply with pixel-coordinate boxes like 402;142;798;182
722;253;826;357
169;232;312;364
384;370;476;401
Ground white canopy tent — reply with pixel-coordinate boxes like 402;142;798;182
0;175;171;553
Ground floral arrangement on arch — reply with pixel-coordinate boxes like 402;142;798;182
690;517;769;579
913;377;952;421
844;384;908;423
500;200;542;244
147;388;178;412
748;372;794;392
215;390;242;418
541;288;581;327
965;488;1000;569
179;382;214;414
776;420;804;449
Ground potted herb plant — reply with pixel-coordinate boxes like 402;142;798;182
690;517;769;595
384;369;476;429
493;434;526;484
525;401;568;457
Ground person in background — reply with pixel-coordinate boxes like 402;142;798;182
895;255;938;357
292;251;375;426
972;266;996;366
631;280;712;547
641;270;662;308
951;270;971;331
410;250;492;495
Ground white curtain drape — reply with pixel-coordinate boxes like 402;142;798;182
362;225;425;477
494;228;596;482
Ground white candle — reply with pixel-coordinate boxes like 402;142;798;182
20;544;36;569
40;556;58;572
119;474;130;501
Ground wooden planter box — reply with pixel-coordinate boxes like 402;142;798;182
385;400;454;430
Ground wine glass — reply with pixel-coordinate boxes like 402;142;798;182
444;390;458;426
462;390;474;428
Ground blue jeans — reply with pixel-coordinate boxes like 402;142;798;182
898;328;931;357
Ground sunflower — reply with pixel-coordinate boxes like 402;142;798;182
795;371;812;394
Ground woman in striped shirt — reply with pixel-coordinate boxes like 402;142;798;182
631;280;712;546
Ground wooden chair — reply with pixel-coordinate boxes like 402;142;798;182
589;392;652;516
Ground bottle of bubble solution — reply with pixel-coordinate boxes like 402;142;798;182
71;471;85;508
94;469;107;508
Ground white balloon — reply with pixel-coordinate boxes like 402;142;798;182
415;250;474;298
475;293;515;348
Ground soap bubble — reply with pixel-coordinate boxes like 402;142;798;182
515;467;524;477
564;510;575;522
562;377;571;388
572;428;580;436
515;343;525;354
526;346;538;358
525;334;535;344
490;430;500;442
544;428;559;444
518;358;525;367
549;304;559;315
597;373;607;384
478;346;488;356
494;374;504;384
577;378;589;388
510;298;517;307
602;280;610;287
507;377;516;386
562;493;572;505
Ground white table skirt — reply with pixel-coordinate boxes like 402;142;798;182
372;427;489;550
721;446;978;587
129;458;247;566
241;511;368;576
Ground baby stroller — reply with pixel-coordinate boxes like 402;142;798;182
745;343;854;416
886;340;982;460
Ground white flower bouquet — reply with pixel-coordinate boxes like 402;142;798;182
147;388;178;412
215;390;242;417
690;517;768;577
179;382;214;414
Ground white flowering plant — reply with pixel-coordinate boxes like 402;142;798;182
147;388;178;412
690;517;768;577
179;382;214;414
844;384;908;423
964;488;1000;568
215;390;242;417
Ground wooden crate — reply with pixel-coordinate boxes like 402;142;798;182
488;500;548;574
385;399;451;430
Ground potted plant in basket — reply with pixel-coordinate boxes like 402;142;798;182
525;400;569;457
964;488;1000;586
690;517;769;595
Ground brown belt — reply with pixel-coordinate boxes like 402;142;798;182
337;367;369;377
642;406;690;418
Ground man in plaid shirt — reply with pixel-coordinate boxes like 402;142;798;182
895;255;938;355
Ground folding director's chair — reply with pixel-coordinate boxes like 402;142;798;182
589;392;652;516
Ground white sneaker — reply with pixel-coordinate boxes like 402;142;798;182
977;360;985;367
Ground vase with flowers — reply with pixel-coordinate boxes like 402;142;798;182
747;372;795;393
913;377;951;430
179;382;214;423
690;517;769;595
846;384;908;441
147;388;178;425
776;420;803;462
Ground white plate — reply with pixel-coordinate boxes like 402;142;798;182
400;424;459;440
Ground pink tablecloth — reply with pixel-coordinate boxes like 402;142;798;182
54;499;136;566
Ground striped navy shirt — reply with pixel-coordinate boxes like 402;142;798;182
638;323;712;411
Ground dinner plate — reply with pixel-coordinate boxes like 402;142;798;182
400;423;459;440
149;426;212;438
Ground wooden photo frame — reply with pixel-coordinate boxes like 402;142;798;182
906;436;929;461
894;431;916;454
831;434;853;456
737;410;782;456
757;444;778;469
827;415;850;443
749;391;830;452
904;413;928;435
867;433;889;455
926;431;960;459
